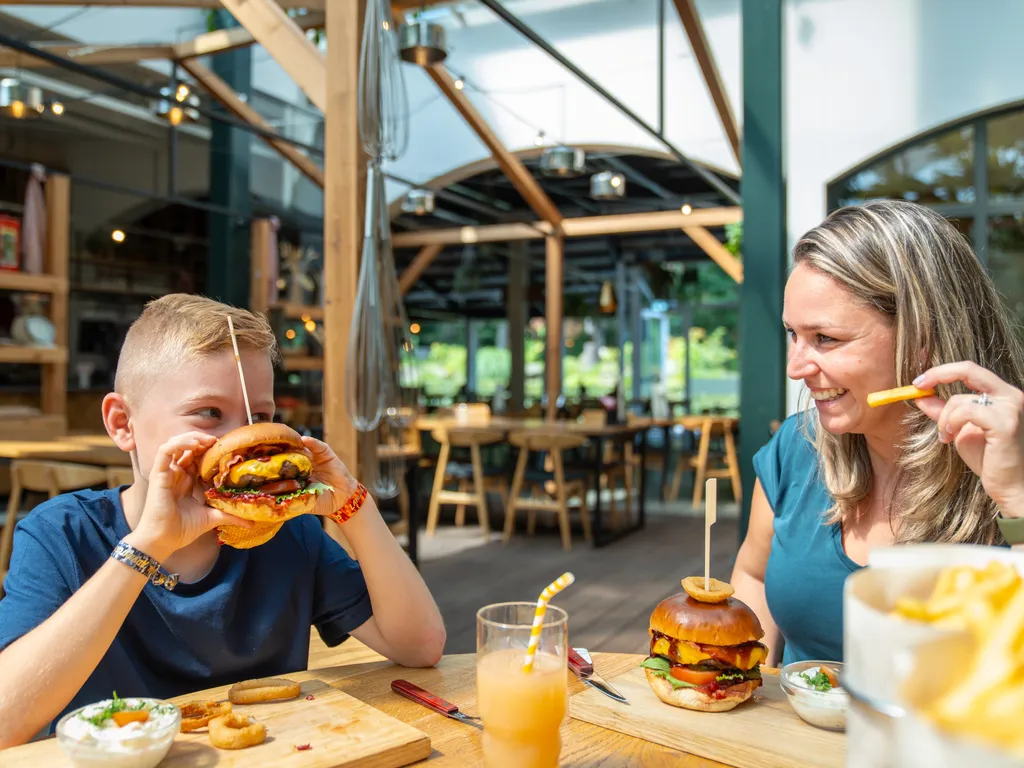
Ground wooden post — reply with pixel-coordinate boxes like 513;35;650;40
41;174;70;425
323;0;364;471
544;233;564;421
250;218;273;317
507;241;528;413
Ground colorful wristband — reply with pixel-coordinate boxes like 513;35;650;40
110;539;179;590
328;483;369;526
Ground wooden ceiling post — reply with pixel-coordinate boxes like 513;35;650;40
175;11;324;59
180;59;325;188
425;64;562;227
322;0;364;472
672;0;741;167
399;244;444;295
682;225;743;283
217;0;327;112
544;232;564;421
0;44;174;68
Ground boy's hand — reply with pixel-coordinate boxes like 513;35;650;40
128;432;251;560
300;436;360;516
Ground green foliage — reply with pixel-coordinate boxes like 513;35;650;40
724;221;743;258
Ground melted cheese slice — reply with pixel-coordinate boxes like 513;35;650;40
651;636;767;670
227;452;312;485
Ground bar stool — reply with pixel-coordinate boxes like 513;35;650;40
689;417;742;508
425;427;508;538
504;431;591;551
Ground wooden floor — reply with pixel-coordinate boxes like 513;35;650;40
417;513;740;656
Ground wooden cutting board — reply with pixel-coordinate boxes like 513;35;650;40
570;667;845;768
161;679;430;767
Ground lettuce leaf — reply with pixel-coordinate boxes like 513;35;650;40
640;656;697;689
216;481;333;502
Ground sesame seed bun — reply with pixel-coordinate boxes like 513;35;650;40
644;669;760;712
649;593;764;647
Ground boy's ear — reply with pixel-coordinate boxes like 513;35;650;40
102;393;135;453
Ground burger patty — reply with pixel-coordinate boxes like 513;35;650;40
233;460;308;488
650;631;767;670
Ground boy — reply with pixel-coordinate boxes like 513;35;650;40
0;295;445;748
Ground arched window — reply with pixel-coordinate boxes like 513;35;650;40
827;101;1024;326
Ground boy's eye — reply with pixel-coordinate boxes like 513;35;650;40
253;412;273;424
817;333;836;344
193;407;222;420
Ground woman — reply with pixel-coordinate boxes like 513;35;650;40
730;200;1024;666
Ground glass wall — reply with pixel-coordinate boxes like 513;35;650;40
828;101;1024;330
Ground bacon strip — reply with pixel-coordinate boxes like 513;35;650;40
212;454;244;488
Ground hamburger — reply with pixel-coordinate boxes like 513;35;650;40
642;582;767;712
199;423;330;522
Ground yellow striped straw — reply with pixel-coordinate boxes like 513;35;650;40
522;572;575;673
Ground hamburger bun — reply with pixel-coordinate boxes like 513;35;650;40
199;422;308;483
644;668;760;713
206;490;319;523
649;592;764;647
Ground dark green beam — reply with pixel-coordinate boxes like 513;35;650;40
738;0;786;540
206;9;253;307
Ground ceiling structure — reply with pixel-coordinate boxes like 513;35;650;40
394;149;740;320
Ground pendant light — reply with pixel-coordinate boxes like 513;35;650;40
399;19;447;65
590;171;626;200
0;78;44;120
599;281;617;314
401;189;435;216
153;85;199;126
540;145;586;178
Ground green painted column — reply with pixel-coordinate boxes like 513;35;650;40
206;9;253;307
738;0;786;540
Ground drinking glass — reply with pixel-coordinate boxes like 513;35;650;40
476;602;569;768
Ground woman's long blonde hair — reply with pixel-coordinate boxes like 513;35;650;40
793;200;1024;545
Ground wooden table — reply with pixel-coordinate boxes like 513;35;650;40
3;652;730;767
0;434;130;467
415;416;648;547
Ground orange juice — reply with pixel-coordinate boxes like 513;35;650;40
476;647;568;768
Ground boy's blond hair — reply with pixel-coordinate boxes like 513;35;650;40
115;294;279;405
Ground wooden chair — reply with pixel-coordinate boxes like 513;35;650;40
580;409;628;526
1;460;109;590
504;431;591;551
378;416;423;536
106;467;134;488
425;427;508;538
689;418;742;508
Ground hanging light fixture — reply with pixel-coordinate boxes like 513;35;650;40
398;19;447;65
540;145;586;178
401;188;435;216
153;85;199;126
0;78;44;120
590;171;626;200
599;281;617;314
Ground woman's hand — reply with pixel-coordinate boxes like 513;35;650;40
301;436;360;517
129;432;251;559
914;362;1024;516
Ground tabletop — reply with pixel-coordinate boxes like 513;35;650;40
415;415;644;439
2;652;732;767
0;434;130;467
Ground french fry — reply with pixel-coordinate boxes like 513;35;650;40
867;385;936;407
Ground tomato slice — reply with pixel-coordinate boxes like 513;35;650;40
669;665;720;686
259;479;302;495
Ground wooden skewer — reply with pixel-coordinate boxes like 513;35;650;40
704;478;717;591
226;315;253;426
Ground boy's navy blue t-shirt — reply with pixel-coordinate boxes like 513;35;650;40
0;487;373;732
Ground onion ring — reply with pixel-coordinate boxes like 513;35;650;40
681;576;735;603
228;677;301;705
208;713;267;750
179;700;232;732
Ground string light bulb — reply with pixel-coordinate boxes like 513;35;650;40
681;203;692;215
111;229;126;243
174;83;190;102
534;131;546;147
285;329;297;340
410;323;421;334
51;101;64;116
453;77;464;90
304;320;316;332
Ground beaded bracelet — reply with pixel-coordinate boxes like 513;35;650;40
328;483;369;526
110;539;179;591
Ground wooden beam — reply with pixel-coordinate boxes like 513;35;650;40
425;64;562;227
682;225;744;283
250;218;274;316
673;0;741;167
41;174;70;423
545;233;564;421
218;0;326;112
391;207;741;247
180;58;324;188
0;43;174;68
399;244;444;295
174;11;324;59
0;0;323;7
322;0;364;472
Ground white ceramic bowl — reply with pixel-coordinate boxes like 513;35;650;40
780;660;849;731
56;698;180;768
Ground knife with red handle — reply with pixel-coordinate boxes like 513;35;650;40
391;680;482;728
568;648;629;704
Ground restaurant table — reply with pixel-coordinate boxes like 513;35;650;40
415;416;647;547
1;652;738;767
0;435;131;467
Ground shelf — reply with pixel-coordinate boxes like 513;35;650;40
273;302;323;321
0;345;68;364
0;272;68;295
281;355;323;372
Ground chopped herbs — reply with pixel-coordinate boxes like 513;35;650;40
79;695;174;728
799;669;836;692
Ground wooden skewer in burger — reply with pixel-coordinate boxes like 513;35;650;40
641;479;768;711
198;317;331;548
